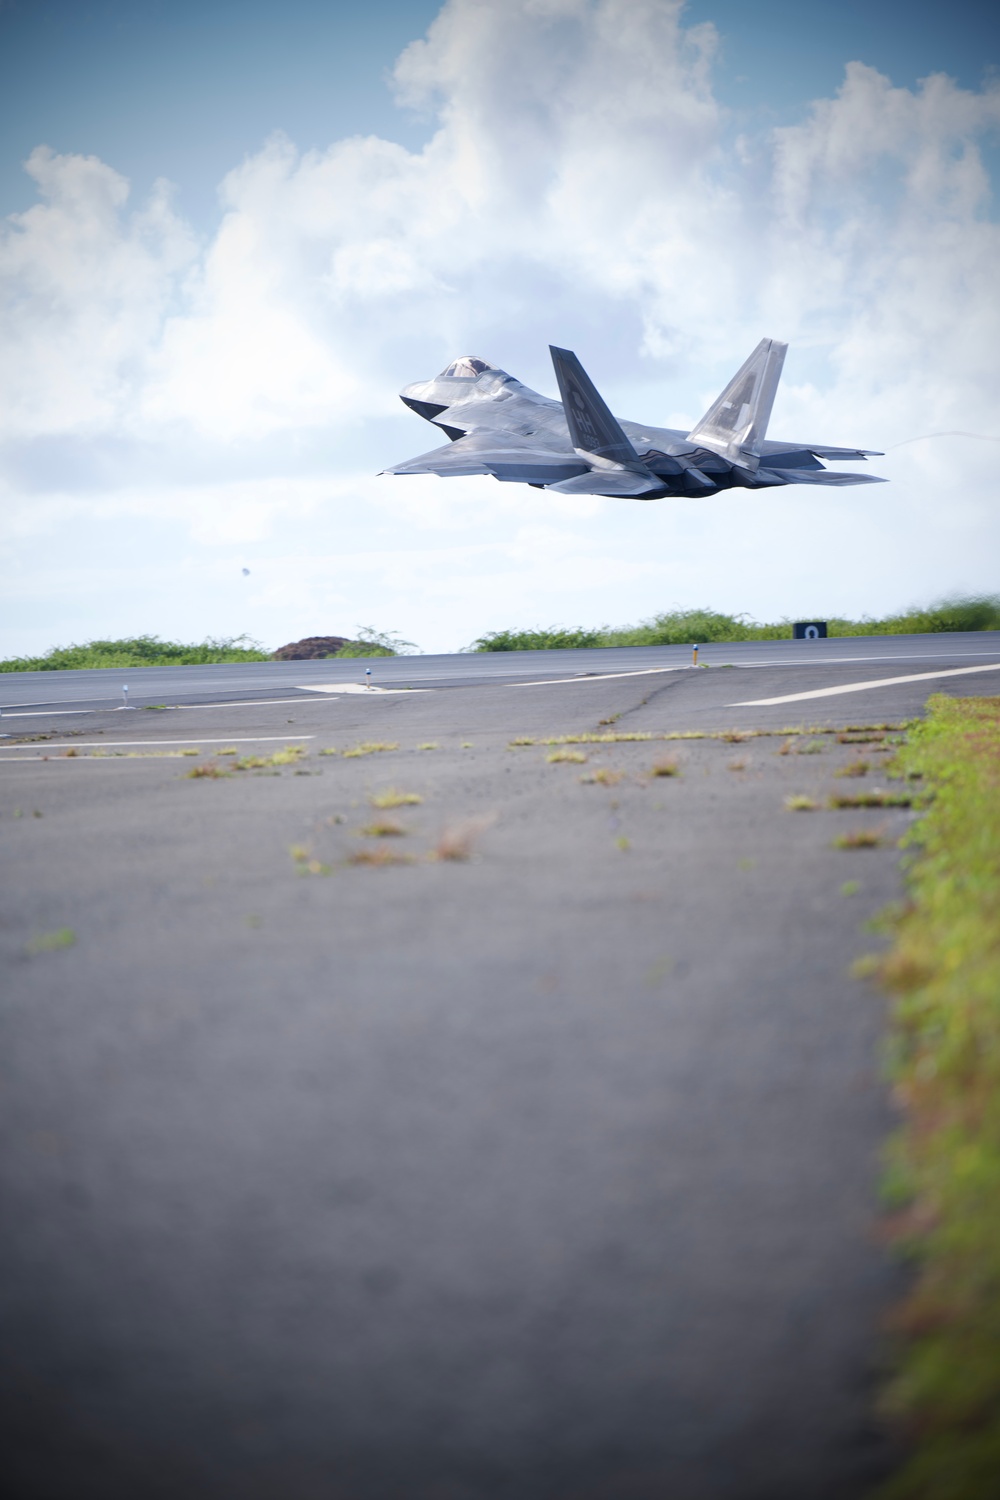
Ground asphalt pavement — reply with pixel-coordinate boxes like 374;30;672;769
3;649;998;1498
2;629;999;715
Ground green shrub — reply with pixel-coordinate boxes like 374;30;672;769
0;634;270;672
334;626;417;658
334;643;397;657
469;627;604;652
603;608;788;646
469;596;1000;651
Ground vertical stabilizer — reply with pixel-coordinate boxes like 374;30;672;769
687;339;787;464
549;346;641;465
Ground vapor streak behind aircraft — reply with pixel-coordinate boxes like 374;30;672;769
382;343;884;499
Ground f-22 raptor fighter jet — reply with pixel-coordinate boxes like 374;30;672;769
383;342;884;499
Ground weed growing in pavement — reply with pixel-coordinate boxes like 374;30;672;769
180;748;199;757
835;760;871;777
506;722;913;753
462;742;474;749
342;742;399;758
651;758;680;777
369;788;423;808
840;880;860;896
828;790;913;809
547;749;588;763
580;768;623;785
785;794;820;811
545;731;653;745
217;747;238;755
598;713;621;725
728;760;746;771
360;818;407;837
264;745;308;765
26;928;76;955
799;739;826;754
429;815;495;862
289;844;332;876
319;747;339;756
347;847;415;867
186;762;231;779
832;828;884;848
417;742;439;751
615;835;631;852
838;731;887;744
221;745;309;771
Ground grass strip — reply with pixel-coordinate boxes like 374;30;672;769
871;694;1000;1499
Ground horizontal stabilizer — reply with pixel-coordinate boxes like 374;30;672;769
549;346;642;465
546;470;665;497
804;445;883;460
757;467;886;487
688;338;787;463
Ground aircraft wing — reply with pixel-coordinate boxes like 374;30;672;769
382;431;589;485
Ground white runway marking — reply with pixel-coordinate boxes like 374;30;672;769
0;698;324;717
186;698;334;708
510;668;678;687
296;684;430;695
0;735;317;753
730;662;1000;707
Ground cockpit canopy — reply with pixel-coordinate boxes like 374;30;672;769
439;356;494;379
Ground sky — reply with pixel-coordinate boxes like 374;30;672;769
1;0;998;656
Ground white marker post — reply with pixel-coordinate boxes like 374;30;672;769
691;644;699;667
365;668;372;691
122;684;130;709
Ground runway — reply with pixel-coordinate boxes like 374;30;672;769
2;628;999;717
1;645;996;1498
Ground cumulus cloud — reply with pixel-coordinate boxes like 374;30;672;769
1;0;998;652
0;146;196;439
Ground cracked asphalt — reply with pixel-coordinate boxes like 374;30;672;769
3;660;994;1499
